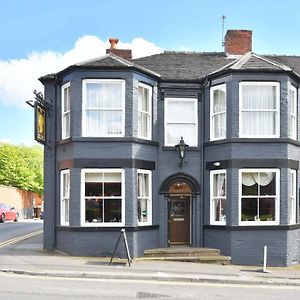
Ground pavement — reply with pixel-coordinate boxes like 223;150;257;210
1;230;300;286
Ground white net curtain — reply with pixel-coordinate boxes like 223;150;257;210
242;172;274;187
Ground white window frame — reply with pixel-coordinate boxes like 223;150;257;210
60;169;70;226
210;170;226;225
164;97;198;146
82;79;125;137
239;168;280;226
138;83;152;140
239;82;280;138
289;169;297;224
81;169;125;227
137;169;152;226
62;82;71;139
288;84;297;140
210;84;226;141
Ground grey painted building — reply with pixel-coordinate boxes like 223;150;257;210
40;30;300;266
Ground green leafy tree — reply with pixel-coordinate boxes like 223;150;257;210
0;143;43;194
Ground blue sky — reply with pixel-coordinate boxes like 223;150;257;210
1;0;300;144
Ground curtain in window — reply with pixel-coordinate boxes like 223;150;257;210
212;88;226;139
215;173;225;196
241;85;277;136
242;172;274;186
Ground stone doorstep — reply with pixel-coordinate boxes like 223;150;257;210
144;247;221;257
141;255;231;265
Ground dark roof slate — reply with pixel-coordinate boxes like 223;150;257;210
133;52;236;81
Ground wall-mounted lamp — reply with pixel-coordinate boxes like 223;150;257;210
175;136;189;170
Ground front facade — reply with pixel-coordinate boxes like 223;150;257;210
41;31;300;266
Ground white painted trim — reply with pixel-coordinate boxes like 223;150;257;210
137;169;152;226
80;169;125;227
289;169;297;225
82;79;125;137
238;168;280;226
239;81;280;138
288;83;297;140
61;82;71;140
60;169;70;226
210;169;226;225
210;84;226;141
164;97;198;146
137;83;152;140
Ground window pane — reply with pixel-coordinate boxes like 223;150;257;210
104;182;121;196
62;199;69;223
213;89;226;113
241;111;276;136
138;86;149;112
212;113;226;138
104;199;121;222
63;87;70;112
213;198;225;222
167;100;195;123
259;198;275;221
213;173;225;197
85;199;103;223
85;182;102;197
260;174;276;196
138;173;149;197
166;124;196;145
138;199;148;222
241;198;257;221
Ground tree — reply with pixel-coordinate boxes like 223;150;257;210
0;143;43;194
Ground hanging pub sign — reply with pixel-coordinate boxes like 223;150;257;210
34;102;46;145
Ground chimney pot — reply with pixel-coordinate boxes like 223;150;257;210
225;30;252;56
109;38;119;49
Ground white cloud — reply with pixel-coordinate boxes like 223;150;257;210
0;36;163;108
0;138;12;144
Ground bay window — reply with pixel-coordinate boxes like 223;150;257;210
240;169;279;225
137;170;152;225
82;169;124;226
288;84;297;140
239;82;280;138
210;170;226;224
138;83;152;140
62;82;71;139
164;98;198;146
82;79;125;137
60;169;70;225
210;84;226;140
289;170;297;224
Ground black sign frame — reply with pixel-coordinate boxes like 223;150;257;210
34;101;46;145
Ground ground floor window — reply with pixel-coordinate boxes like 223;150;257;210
81;169;124;226
240;169;279;225
137;170;152;225
289;169;297;224
60;169;70;225
210;170;226;224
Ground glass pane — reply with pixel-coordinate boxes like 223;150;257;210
104;182;121;196
104;173;121;182
260;174;276;196
63;113;70;137
242;85;277;109
213;198;226;222
241;111;276;136
104;199;121;222
213;173;225;197
138;173;149;197
213;89;226;113
138;112;150;138
138;198;148;222
85;182;102;197
241;198;258;221
259;198;275;221
167;100;195;123
171;199;186;217
63;87;70;112
138;86;149;112
85;198;103;223
62;199;69;223
212;113;226;138
166;124;196;145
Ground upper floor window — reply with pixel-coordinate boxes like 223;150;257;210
164;98;198;146
239;169;279;225
62;82;71;139
239;82;280;138
289;169;297;224
288;84;297;140
81;169;124;226
210;170;226;225
60;169;70;225
137;169;152;225
138;83;152;140
210;84;226;140
82;79;125;137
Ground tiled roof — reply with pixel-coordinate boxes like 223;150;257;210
133;52;236;81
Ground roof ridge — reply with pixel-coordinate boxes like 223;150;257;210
252;53;292;71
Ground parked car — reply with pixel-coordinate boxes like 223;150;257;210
0;203;19;223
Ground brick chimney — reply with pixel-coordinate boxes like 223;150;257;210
224;30;252;56
106;37;132;60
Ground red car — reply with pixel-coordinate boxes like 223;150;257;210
0;203;19;223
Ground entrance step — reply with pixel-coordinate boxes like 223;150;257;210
143;247;231;265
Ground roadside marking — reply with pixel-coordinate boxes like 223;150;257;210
0;230;43;249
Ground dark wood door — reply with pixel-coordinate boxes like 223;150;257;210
168;195;190;245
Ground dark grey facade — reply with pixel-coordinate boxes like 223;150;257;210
40;32;300;266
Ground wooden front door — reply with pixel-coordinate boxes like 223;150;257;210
168;195;191;245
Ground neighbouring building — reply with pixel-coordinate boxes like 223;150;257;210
40;30;300;266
